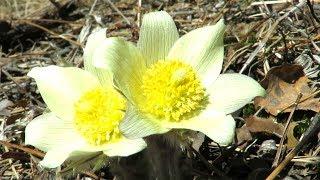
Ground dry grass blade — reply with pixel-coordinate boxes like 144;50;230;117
267;113;320;180
0;140;44;158
239;0;308;73
272;93;302;168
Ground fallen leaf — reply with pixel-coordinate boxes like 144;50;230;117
260;64;305;89
286;122;299;149
236;125;252;143
1;151;30;162
0;99;13;116
236;125;253;150
255;64;320;116
245;116;284;137
257;140;277;157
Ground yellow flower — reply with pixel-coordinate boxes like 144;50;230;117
25;63;146;168
87;11;266;145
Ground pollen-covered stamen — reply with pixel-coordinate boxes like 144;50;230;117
141;60;207;121
74;87;126;146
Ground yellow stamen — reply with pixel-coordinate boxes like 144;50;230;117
74;87;126;146
141;60;207;121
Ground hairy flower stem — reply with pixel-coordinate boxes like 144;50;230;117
145;132;193;180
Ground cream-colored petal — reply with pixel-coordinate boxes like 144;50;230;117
164;108;235;145
25;113;89;168
208;73;266;114
103;137;146;157
167;19;225;88
28;66;100;120
83;28;113;87
93;37;146;103
138;11;179;66
119;104;169;139
40;144;77;168
40;148;72;168
24;113;85;152
40;140;87;168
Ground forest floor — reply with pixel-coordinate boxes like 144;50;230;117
0;0;320;179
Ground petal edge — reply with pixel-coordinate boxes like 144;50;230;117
208;73;266;114
138;11;179;66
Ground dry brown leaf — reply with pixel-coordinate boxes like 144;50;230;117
245;116;284;137
0;99;13;116
286;122;299;149
236;125;253;142
260;64;305;89
255;64;320;116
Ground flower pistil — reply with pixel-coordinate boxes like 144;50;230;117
74;87;126;146
141;60;208;121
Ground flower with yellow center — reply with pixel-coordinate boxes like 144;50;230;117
25;53;146;168
86;11;266;145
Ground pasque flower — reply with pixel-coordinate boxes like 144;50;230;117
25;45;146;168
87;11;266;145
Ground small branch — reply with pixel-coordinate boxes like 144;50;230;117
18;20;84;47
239;0;307;74
48;0;62;9
80;171;99;179
266;113;320;180
103;0;131;26
188;146;229;179
280;89;320;113
306;0;320;23
272;93;302;167
137;0;142;27
0;140;45;158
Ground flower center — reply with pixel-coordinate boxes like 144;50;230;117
73;87;126;146
141;60;208;122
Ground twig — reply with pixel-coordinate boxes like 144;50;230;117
88;0;99;15
48;0;61;9
188;146;230;179
223;44;251;73
137;0;142;27
280;89;320;112
0;140;45;158
14;18;84;24
306;0;320;23
250;0;292;6
18;20;84;47
254;106;264;116
272;93;302;167
1;69;23;90
266;113;320;180
80;171;99;179
103;0;131;26
239;0;307;74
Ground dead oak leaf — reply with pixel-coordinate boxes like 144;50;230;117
255;76;320;116
287;122;299;149
245;116;284;137
236;125;252;142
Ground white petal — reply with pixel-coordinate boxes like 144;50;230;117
119;104;169;139
168;19;225;88
83;28;106;64
208;73;266;114
28;66;100;120
83;28;113;87
24;113;85;152
103;138;146;157
164;108;235;145
138;11;179;66
40;147;73;168
40;140;87;168
93;37;146;103
25;113;89;168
